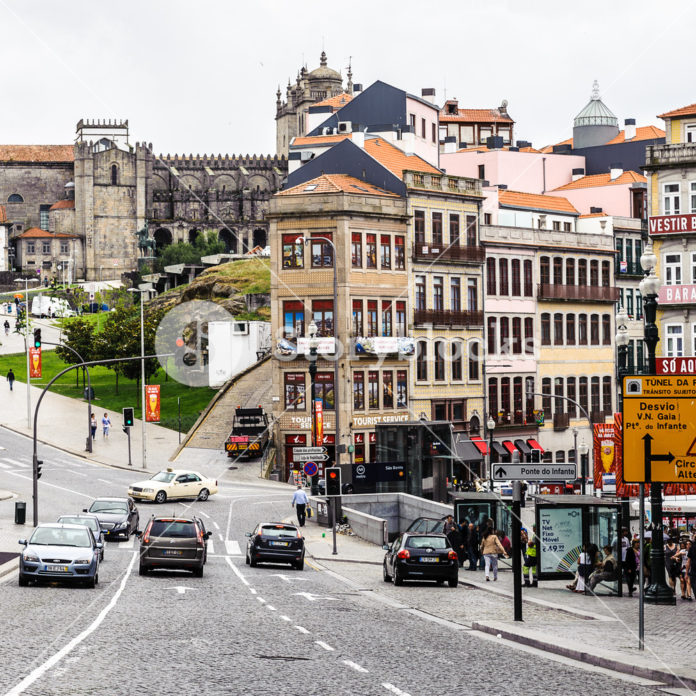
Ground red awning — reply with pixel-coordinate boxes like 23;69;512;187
527;438;545;453
502;440;516;455
471;436;488;455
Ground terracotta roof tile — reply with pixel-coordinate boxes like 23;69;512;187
658;103;696;119
312;92;353;109
498;190;578;214
49;199;75;211
578;212;609;218
17;227;78;239
291;134;353;147
279;174;398;198
439;107;513;123
363;137;440;178
540;137;573;153
552;170;646;191
0;205;6;224
0;145;74;163
604;125;665;144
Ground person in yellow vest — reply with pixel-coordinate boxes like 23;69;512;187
523;538;538;587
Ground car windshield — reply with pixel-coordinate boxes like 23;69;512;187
261;526;298;538
149;521;196;538
30;527;91;547
150;472;175;483
58;517;99;533
406;536;448;549
89;502;128;514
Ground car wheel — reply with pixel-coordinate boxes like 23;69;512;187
193;566;204;577
293;557;304;571
448;577;458;588
86;574;98;588
393;567;404;586
249;554;258;568
197;488;210;501
100;550;105;562
245;551;250;565
18;574;29;587
383;563;392;583
155;491;167;504
139;564;148;576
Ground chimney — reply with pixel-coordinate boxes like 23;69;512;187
352;131;365;148
443;136;457;154
516;140;532;149
590;207;603;214
421;88;436;105
609;162;623;181
353;84;363;94
486;135;504;150
624;118;636;141
402;129;415;154
572;167;585;182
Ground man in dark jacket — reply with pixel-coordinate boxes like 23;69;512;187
444;515;466;567
466;522;479;570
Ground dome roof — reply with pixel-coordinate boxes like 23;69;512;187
308;51;342;82
574;80;618;128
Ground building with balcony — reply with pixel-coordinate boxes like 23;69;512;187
438;100;514;149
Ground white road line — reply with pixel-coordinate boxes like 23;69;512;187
217;533;223;542
315;641;334;652
382;684;412;696
0;461;12;469
266;605;276;611
97;479;113;485
196;510;210;519
225;557;249;586
250;588;257;595
224;540;241;556
343;660;368;673
256;597;266;604
207;539;215;554
2;458;28;467
63;470;87;477
4;471;93;499
3;551;137;696
280;615;291;622
212;521;220;530
294;626;310;635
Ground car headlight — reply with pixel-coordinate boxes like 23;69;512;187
23;552;39;562
74;558;93;565
113;522;126;529
142;488;153;493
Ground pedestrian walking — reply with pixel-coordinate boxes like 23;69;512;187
291;485;309;527
90;413;97;440
444;515;465;567
624;539;637;596
466;523;479;570
102;412;112;438
675;540;690;600
480;527;508;581
3;319;9;336
522;537;538;587
6;368;15;391
665;538;679;593
687;539;696;600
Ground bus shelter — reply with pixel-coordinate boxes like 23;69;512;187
535;495;622;595
451;493;513;540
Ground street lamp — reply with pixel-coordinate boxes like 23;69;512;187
578;438;589;496
639;244;674;605
127;287;148;469
307;319;319;495
14;276;39;429
615;307;630;407
487;415;496;491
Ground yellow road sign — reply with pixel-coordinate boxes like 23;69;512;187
623;375;696;483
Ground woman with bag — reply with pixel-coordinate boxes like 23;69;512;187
480;527;508;581
576;543;593;594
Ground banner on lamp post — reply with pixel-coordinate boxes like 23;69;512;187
29;348;41;378
145;385;160;422
315;400;323;446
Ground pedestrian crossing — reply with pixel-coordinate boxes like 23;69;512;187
0;455;100;473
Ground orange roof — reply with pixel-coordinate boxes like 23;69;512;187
604;125;665;144
0;145;74;163
498;190;578;215
439;107;513;123
49;199;75;211
17;227;77;239
553;170;646;191
540;137;573;154
578;212;609;218
278;174;398;198
363;137;440;178
658;103;696;119
0;205;6;224
312;92;353;110
291;134;353;147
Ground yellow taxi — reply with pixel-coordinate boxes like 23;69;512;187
128;468;218;504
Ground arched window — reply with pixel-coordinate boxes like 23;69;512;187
7;193;23;203
524;317;534;354
553;257;563;284
554;313;563;345
487;316;497;355
566;258;575;285
434;341;445;381
468;340;480;381
486;257;497;295
488;378;498;420
416;341;428;381
512;316;522;354
541;313;551;345
566;314;575;345
451;341;463;381
523;259;533;296
110;164;118;185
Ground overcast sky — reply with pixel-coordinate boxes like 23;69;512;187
2;0;695;156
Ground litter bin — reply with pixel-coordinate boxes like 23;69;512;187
83;387;94;400
15;501;26;525
316;499;331;527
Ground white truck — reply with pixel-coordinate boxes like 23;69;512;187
31;295;75;318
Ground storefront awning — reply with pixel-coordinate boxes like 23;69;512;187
454;438;484;462
470;436;488;455
515;439;532;455
527;438;545;453
502;440;516;455
491;442;508;458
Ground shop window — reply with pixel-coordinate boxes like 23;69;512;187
365;234;377;268
351;233;362;268
353;372;364;410
282;235;303;268
314;372;335;410
368;371;379;409
284;373;306;410
283;301;304;339
311;233;333;268
312;300;334;337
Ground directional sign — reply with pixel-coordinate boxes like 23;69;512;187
623;375;696;483
303;461;318;477
493;463;577;482
295;453;330;462
293;446;327;456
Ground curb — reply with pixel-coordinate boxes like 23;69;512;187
310;555;381;566
471;621;696;690
0;557;18;580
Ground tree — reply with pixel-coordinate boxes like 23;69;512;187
155;231;226;272
55;317;96;388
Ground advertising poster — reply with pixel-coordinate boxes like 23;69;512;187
315;400;323;445
539;507;582;574
29;348;41;378
145;385;160;422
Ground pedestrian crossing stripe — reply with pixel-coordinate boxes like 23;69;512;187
1;458;28;467
207;539;215;554
0;461;11;469
224;540;242;556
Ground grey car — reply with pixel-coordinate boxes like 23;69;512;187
57;514;106;561
18;523;102;587
84;497;139;540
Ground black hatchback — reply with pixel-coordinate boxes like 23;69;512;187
383;533;458;587
245;523;305;570
138;516;210;577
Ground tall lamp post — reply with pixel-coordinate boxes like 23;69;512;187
127;287;148;470
14;277;38;429
615;307;630;410
578;438;589;496
639;243;675;605
307;320;319;495
487;415;496;491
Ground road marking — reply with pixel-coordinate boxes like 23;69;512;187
293;592;339;602
2;458;28;467
63;469;87;477
224;540;241;556
212;521;220;530
280;615;291;622
269;573;309;583
266;605;276;611
343;660;368;673
294;626;310;634
315;641;334;651
164;586;196;595
217;533;223;542
225;557;249;586
207;539;215;554
257;597;266;604
4;471;93;499
120;537;134;549
250;588;257;595
196;510;210;519
97;479;113;485
382;684;412;696
0;461;12;469
3;551;136;696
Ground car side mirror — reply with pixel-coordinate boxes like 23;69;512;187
245;532;252;537
96;542;103;549
135;531;142;538
382;544;389;550
18;539;26;545
82;509;88;513
204;532;211;539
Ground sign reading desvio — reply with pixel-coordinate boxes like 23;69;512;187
352;462;406;485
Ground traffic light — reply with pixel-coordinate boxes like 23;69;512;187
36;460;43;480
326;467;341;496
123;407;135;428
33;328;41;348
531;449;541;463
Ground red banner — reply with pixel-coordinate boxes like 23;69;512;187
656;357;696;375
29;348;41;378
315;400;323;445
145;385;160;422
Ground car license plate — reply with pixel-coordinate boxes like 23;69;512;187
45;564;69;572
420;557;438;563
163;549;183;556
270;541;289;547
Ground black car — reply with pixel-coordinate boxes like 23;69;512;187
405;517;447;534
383;533;458;587
138;516;210;576
84;497;139;540
245;523;305;570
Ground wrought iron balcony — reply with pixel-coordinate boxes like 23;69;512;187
645;143;696;168
537;283;620;303
413;308;484;327
413;243;485;264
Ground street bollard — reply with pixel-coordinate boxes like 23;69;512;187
14;501;26;525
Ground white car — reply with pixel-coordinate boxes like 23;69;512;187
128;468;218;504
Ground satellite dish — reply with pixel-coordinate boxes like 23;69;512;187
501;99;509;109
